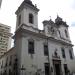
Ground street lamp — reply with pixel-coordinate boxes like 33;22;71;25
20;65;26;75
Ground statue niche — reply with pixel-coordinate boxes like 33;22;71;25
52;49;60;59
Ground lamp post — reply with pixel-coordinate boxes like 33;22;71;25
20;65;26;75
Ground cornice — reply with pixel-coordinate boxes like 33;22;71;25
15;1;39;15
14;25;73;47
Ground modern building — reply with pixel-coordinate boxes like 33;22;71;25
0;0;75;75
0;0;2;7
0;23;12;56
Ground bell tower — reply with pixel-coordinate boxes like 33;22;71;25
55;15;71;42
15;0;39;31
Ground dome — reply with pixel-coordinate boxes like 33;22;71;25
24;0;33;6
55;15;68;27
55;15;62;23
49;19;54;24
43;19;55;26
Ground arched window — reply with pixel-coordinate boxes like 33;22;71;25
65;30;68;38
29;13;34;24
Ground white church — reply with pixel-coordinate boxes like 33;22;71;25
0;0;75;75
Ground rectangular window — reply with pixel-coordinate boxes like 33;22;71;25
28;41;34;54
61;48;66;58
5;57;8;67
29;13;33;24
58;30;61;38
65;30;68;38
44;63;50;75
44;45;48;56
18;15;21;25
1;60;3;68
69;49;73;59
9;55;12;66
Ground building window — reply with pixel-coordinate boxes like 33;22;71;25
44;63;50;75
13;57;18;75
9;55;12;66
61;48;66;58
18;15;21;25
9;69;12;75
29;13;34;24
69;49;73;59
1;60;3;68
64;64;69;75
28;40;34;54
44;45;48;56
5;57;8;67
65;30;68;38
58;30;61;38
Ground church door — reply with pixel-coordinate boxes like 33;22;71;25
55;64;61;75
53;60;61;75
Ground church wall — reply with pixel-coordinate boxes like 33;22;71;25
18;32;74;75
0;32;74;75
20;35;45;75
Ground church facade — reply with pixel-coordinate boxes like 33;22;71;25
0;0;74;75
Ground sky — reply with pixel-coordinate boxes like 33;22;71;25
0;0;75;55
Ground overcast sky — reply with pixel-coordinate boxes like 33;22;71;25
0;0;75;55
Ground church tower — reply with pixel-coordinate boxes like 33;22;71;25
14;1;39;74
15;0;39;31
55;16;71;42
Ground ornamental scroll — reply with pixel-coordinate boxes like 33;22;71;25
48;26;56;35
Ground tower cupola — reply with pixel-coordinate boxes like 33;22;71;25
43;18;57;37
43;18;54;26
55;15;68;27
55;15;62;23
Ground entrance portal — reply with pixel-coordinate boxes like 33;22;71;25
55;64;61;75
53;60;61;75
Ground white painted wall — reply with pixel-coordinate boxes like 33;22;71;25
17;32;74;75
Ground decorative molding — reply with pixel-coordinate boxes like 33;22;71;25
14;24;73;47
47;26;57;37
